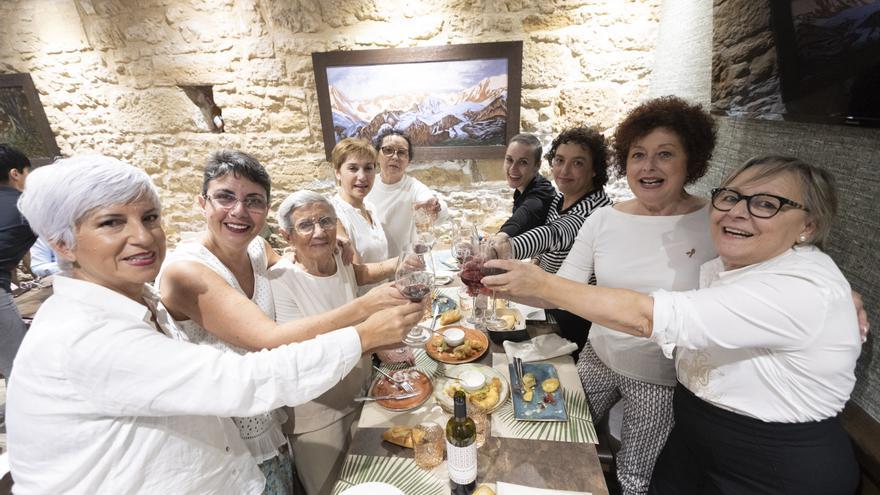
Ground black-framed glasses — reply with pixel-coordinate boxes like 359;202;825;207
293;216;337;235
380;146;409;159
711;188;808;219
205;192;268;212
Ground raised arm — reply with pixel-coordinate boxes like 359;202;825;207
483;258;654;338
352;257;397;286
160;260;406;351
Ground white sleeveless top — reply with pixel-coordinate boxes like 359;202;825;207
330;193;389;295
268;253;371;433
159;237;287;463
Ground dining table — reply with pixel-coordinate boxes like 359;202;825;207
334;258;609;495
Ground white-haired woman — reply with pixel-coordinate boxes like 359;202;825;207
269;190;399;495
485;156;862;494
7;156;422;494
157;150;421;494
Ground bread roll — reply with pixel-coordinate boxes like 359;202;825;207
381;426;413;449
439;308;461;325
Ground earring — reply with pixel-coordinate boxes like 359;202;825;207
798;234;807;243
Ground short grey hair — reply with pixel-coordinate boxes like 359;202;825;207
720;155;838;250
276;190;335;232
17;155;161;262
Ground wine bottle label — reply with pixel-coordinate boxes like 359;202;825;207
446;440;477;484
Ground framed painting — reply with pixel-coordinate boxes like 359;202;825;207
0;73;60;166
312;41;522;160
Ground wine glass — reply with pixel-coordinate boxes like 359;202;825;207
480;239;509;331
396;244;435;346
413;204;436;250
456;225;482;325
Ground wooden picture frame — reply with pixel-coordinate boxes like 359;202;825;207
313;41;522;161
0;73;60;166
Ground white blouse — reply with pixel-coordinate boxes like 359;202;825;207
651;246;861;423
367;174;448;259
557;205;716;386
159;237;285;462
268;254;371;433
331;193;389;296
6;275;362;495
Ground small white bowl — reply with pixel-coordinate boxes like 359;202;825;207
443;328;465;347
459;370;486;392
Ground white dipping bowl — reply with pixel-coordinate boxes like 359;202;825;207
443;328;465;347
459;370;486;392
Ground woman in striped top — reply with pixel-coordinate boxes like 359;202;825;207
494;127;611;353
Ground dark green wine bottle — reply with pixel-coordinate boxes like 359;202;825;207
446;389;477;494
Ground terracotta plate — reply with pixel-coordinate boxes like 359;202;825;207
424;326;489;364
368;369;433;412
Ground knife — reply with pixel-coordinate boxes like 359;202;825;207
354;392;419;402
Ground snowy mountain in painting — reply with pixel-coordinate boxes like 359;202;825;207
329;74;508;147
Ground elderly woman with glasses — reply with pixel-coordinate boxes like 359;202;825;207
367;129;448;258
268;190;399;495
485;155;862;494
7;156;423;494
158;150;422;494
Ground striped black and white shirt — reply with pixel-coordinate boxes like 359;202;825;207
510;188;611;274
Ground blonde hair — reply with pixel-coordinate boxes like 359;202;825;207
330;138;377;172
720;155;838;249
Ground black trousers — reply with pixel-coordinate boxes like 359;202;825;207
548;308;592;361
649;383;859;495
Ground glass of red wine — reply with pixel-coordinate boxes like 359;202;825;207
396;244;435;346
479;239;509;331
456;225;482;325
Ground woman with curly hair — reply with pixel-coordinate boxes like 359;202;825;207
493;127;612;353
555;96;718;495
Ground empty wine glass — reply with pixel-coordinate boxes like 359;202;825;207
396;244;435;346
480;239;509;331
413;204;436;249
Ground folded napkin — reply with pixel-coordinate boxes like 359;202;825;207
502;334;578;363
509;301;546;321
496;481;590;495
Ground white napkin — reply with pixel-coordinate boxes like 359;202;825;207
496;481;590;495
502;334;578;363
509;301;546;321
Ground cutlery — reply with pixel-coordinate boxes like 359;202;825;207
512;356;524;394
354;392;419;402
372;365;415;393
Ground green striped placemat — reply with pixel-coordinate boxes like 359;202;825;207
332;454;446;495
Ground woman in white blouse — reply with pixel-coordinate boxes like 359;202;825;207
158;150;421;494
329;139;388;276
269;190;398;494
485;155;861;494
367;130;448;258
7;156;423;494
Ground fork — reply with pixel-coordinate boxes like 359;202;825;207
372;365;415;393
512;357;524;394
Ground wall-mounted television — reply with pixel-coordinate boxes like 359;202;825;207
712;0;880;127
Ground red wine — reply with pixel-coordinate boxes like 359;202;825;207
459;269;484;296
401;283;430;302
413;242;431;254
480;266;507;276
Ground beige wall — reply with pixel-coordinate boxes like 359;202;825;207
1;0;660;242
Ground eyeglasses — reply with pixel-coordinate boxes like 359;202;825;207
380;146;409;159
293;216;337;235
711;188;808;219
205;192;268;212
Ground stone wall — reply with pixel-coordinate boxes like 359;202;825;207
0;0;660;243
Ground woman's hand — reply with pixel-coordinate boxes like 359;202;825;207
415;197;441;215
491;233;512;260
853;290;870;343
358;282;410;315
336;237;355;265
482;258;553;308
356;301;427;351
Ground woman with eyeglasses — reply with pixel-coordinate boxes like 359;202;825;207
158;150;423;494
328;138;389;294
269;190;399;495
367;129;448;258
485;155;861;494
8;156;424;494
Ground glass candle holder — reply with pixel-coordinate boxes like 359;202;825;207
466;403;489;448
413;422;445;469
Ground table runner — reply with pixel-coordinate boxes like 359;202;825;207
491;353;597;444
332;455;446;495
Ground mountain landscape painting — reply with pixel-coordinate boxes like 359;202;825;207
326;58;509;148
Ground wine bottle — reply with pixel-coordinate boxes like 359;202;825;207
446;390;477;495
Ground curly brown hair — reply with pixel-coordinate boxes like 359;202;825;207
612;96;717;184
544;127;609;191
